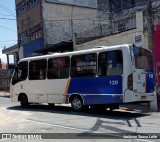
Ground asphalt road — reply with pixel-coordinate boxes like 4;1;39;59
0;95;160;142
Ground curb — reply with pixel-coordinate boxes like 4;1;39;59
0;91;10;97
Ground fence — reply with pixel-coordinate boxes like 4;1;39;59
0;77;11;92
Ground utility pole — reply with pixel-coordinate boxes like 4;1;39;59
71;5;75;51
147;0;154;51
147;0;158;111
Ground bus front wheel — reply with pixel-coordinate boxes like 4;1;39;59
20;94;29;108
71;96;83;112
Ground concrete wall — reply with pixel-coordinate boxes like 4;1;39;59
42;1;97;45
75;12;149;50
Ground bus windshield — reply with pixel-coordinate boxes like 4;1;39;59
131;46;153;70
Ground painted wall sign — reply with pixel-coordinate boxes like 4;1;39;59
135;35;142;43
45;0;97;8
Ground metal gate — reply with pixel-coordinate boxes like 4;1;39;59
0;77;11;92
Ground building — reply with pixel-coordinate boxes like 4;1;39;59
3;0;97;64
2;44;19;69
75;0;152;50
75;12;146;50
73;0;158;51
3;0;97;60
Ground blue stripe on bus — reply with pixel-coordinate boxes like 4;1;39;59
65;94;123;105
67;76;123;94
146;70;155;93
83;95;123;105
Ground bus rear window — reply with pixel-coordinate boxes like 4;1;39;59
132;46;153;70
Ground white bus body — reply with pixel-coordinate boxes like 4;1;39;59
10;44;155;111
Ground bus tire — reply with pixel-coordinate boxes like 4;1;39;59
109;104;119;111
90;105;107;111
48;103;55;108
71;96;83;112
20;94;29;108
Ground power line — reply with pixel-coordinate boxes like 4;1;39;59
0;13;16;17
0;3;15;13
44;12;99;19
0;16;106;22
0;40;17;43
0;17;30;22
0;4;16;16
0;13;100;21
0;44;15;45
0;25;16;32
0;11;108;21
0;17;17;21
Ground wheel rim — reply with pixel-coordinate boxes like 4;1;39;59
72;98;82;110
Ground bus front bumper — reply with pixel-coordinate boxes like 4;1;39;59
10;94;18;102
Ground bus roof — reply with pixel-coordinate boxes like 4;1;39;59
19;44;133;62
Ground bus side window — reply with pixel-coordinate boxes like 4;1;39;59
29;59;47;80
71;53;97;78
107;51;123;76
98;50;123;76
47;57;70;79
98;53;107;76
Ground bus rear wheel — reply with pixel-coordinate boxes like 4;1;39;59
48;103;55;108
109;104;119;111
20;94;29;108
71;96;83;112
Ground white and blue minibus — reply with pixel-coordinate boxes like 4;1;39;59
10;44;155;111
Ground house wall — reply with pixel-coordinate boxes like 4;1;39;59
75;12;148;50
42;1;97;45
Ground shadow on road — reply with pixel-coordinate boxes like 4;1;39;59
0;96;10;98
6;104;150;120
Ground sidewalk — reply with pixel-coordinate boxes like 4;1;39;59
0;91;10;97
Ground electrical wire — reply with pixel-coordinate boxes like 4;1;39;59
0;40;17;43
0;14;16;17
0;25;16;32
0;17;17;21
0;4;16;16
